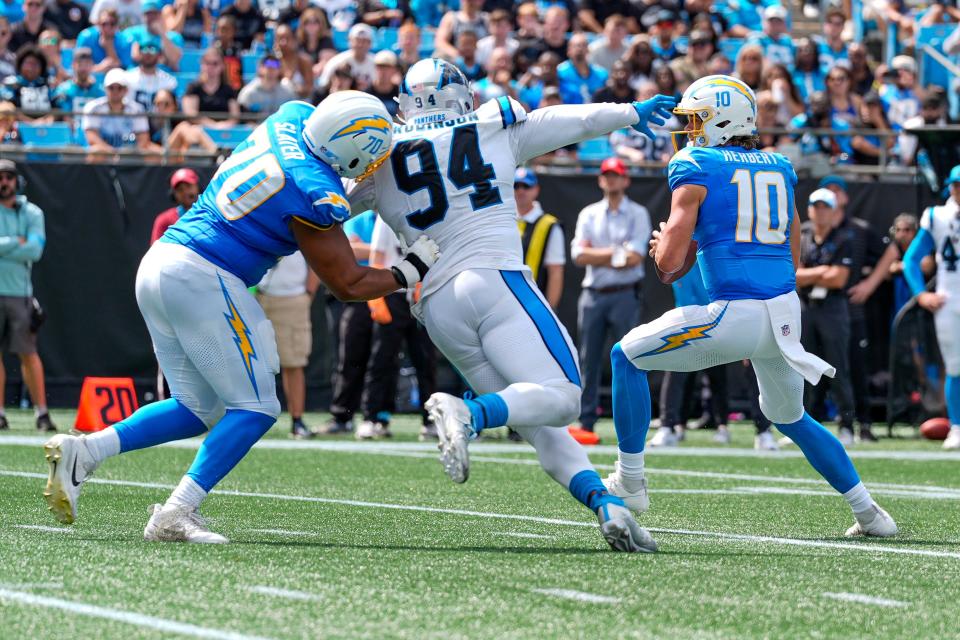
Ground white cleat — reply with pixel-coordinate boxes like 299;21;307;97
42;434;98;525
143;503;228;544
355;420;378;440
649;426;678;447
943;426;960;450
603;462;649;513
597;502;657;553
838;427;855;448
712;426;731;445
845;503;898;538
754;431;779;451
425;393;473;484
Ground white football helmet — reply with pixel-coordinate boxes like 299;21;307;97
398;58;474;124
302;90;393;180
671;75;757;152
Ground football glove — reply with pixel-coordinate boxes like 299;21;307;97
392;235;440;289
631;94;677;141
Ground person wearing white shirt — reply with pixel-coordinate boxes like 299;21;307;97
475;9;519;68
317;22;376;90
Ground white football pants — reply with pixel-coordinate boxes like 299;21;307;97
934;302;960;376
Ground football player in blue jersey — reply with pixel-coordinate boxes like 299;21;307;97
41;91;441;543
603;75;898;539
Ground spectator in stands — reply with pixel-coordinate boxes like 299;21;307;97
83;66;156;155
0;158;56;432
453;29;483;82
748;5;794;67
10;0;52;52
476;9;516;67
356;0;409;28
90;0;142;30
273;0;308;28
825;64;861;127
755;89;787;150
762;63;804;122
318;22;375;90
52;46;103;117
652;61;679;100
847;43;875;96
220;0;263;51
610;79;677;163
0;17;14;79
851;90;894;165
368;49;399;117
818;8;848;69
591;58;632;103
434;0;487;60
516;50;558;109
792;37;825;101
708;51;733;76
733;43;764;90
647;10;682;61
0;99;19;142
529;85;577;163
238;54;295;113
213;15;242;91
1;45;52;118
122;0;184;71
297;7;335;75
683;0;729;39
183;47;239;126
393;21;420;73
587;14;629;72
474;46;517;102
149;88;216;155
579;0;638;34
44;0;90;44
789;90;854;164
539;6;570;61
722;0;778;37
162;0;209;48
900;91;948;165
311;61;355;103
76;7;130;72
879;55;920;130
38;29;69;85
125;41;176;111
557;33;607;104
273;23;313;97
624;35;655;90
513;2;543;72
670;29;714;91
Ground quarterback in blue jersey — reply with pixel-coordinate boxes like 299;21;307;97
603;75;897;539
42;91;441;543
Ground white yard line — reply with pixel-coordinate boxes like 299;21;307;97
0;588;275;640
0;582;63;590
493;531;554;540
2;468;958;561
247;528;317;537
532;588;621;604
822;592;909;607
14;524;73;533
246;586;323;602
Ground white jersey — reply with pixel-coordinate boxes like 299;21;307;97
349;97;639;301
921;200;960;297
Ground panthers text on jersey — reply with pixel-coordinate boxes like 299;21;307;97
921;200;960;295
668;145;798;303
163;101;352;286
349;96;640;300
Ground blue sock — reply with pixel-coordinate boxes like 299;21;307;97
946;376;960;426
568;469;625;513
186;410;276;492
463;393;508;433
776;412;861;493
611;342;650;454
114;399;207;453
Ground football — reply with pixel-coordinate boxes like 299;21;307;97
920;417;951;440
656;239;700;285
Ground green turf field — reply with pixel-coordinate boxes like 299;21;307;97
1;409;958;639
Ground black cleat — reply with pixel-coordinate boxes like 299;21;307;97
291;418;313;439
36;413;57;433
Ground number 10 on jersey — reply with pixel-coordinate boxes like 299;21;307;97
731;169;788;244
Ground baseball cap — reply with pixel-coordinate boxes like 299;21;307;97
809;188;837;208
104;68;128;88
170;168;199;189
349;23;374;40
944;165;960;186
818;175;848;192
891;55;917;73
514;167;538;187
374;50;398;66
140;41;161;55
600;157;627;176
0;158;18;176
763;4;788;20
142;0;162;11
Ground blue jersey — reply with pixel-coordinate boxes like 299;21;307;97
668;145;797;302
163;101;350;286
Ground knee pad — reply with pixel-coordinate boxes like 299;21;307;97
546;380;581;426
759;394;803;426
173;391;224;429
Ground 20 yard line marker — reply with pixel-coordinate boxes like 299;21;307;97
823;592;909;607
533;589;621;604
0;588;275;640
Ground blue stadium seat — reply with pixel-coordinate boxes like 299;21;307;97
917;25;956;94
180;49;204;74
578;136;613;162
376;27;398;51
719;38;744;62
204;125;255;149
333;30;349;51
241;52;260;77
62;47;73;71
420;29;435;52
19;122;76;160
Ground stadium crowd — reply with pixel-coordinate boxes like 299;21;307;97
0;0;954;165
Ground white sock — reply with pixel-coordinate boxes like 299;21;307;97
843;482;874;515
166;476;207;510
617;450;645;479
35;406;48;417
83;428;121;464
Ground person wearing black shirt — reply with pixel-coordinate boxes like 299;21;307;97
44;0;90;43
221;0;265;51
797;188;857;446
182;47;239;125
9;0;53;51
591;59;634;103
0;45;52;114
579;0;639;33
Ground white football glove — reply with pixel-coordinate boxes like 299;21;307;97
392;235;440;289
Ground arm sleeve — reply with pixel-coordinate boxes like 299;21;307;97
903;227;935;296
510;102;640;164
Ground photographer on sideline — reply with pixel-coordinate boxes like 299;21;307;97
0;159;55;432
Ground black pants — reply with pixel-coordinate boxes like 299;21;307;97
363;293;436;425
329;301;373;422
743;361;772;433
848;313;871;426
659;366;729;428
801;298;855;430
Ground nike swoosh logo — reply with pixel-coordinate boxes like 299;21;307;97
70;458;82;487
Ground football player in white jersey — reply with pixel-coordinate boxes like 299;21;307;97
904;166;960;449
349;58;675;553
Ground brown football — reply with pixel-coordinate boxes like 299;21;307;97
920;417;951;441
656;239;699;285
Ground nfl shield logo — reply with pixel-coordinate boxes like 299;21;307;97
781;324;791;337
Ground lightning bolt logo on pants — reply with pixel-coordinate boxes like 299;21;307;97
639;302;730;357
219;275;259;400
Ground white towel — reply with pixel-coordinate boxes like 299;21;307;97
763;292;836;385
